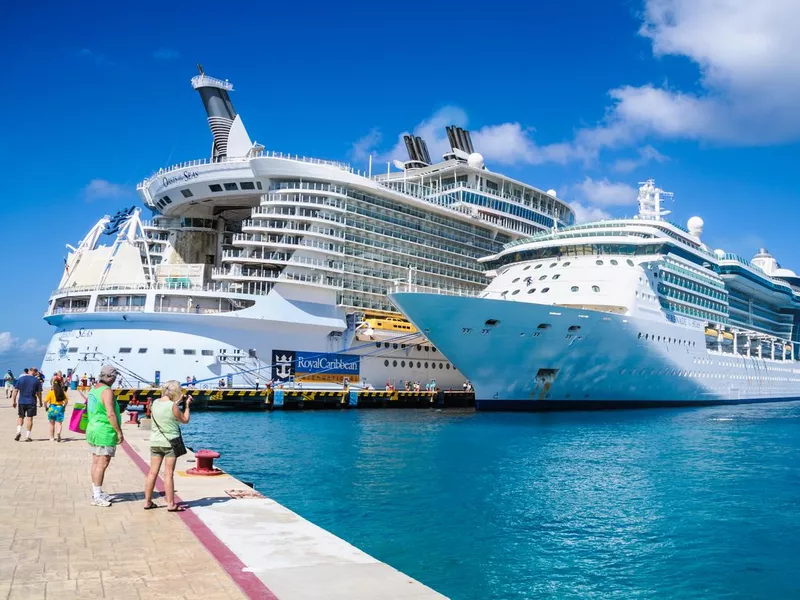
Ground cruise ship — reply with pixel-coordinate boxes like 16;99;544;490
391;180;800;409
41;69;574;389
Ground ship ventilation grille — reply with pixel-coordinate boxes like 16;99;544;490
207;116;234;159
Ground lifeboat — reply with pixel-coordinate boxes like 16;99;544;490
355;316;418;341
704;327;719;343
721;331;734;346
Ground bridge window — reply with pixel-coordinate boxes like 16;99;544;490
163;349;176;355
485;319;500;326
209;184;223;192
223;182;238;191
571;286;579;292
118;348;131;354
240;181;256;190
180;189;193;198
138;348;148;354
183;349;196;355
201;350;214;356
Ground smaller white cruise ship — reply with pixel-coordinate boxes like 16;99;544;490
391;180;800;409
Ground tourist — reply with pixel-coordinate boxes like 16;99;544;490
144;380;191;512
81;373;88;389
12;367;42;441
186;376;192;389
45;378;68;442
71;371;79;390
4;370;14;398
86;365;123;507
191;375;197;388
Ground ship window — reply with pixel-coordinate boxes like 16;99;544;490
138;348;147;354
512;290;520;296
568;326;581;332
119;348;132;354
417;345;422;351
163;349;176;355
424;346;430;351
523;265;531;271
393;360;397;367
627;259;635;266
501;291;508;298
549;262;557;268
180;189;194;198
240;181;256;190
256;181;262;190
223;182;238;191
446;364;451;369
596;259;604;266
592;285;600;292
485;319;500;326
552;274;560;280
68;347;78;353
638;333;643;339
384;360;389;366
528;288;537;294
512;277;520;283
432;347;437;353
562;262;571;267
393;343;398;349
162;195;173;204
375;342;381;348
610;259;618;265
537;323;551;330
571;286;579;292
201;350;214;356
209;184;223;192
425;362;429;369
541;287;550;293
539;275;547;281
183;349;196;355
384;342;390;348
401;361;406;367
417;362;422;368
535;264;543;269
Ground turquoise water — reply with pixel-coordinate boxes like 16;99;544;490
184;404;800;599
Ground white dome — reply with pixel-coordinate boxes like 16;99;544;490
467;152;485;169
687;216;704;235
713;248;725;258
774;267;797;278
546;189;557;197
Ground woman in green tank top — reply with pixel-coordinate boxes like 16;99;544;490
143;379;192;511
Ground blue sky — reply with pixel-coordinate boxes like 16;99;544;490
2;0;799;373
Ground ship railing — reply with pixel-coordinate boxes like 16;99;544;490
95;305;146;313
49;307;89;314
390;281;479;297
191;75;234;90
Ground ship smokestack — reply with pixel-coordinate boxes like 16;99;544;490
191;67;237;160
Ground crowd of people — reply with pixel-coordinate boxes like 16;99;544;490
8;364;193;512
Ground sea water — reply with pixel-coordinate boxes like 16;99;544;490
184;403;800;599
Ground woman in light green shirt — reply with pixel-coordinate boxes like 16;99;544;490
143;380;191;511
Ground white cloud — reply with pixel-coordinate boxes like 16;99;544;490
153;48;179;60
613;145;668;173
81;179;133;202
0;334;46;356
20;338;46;354
350;128;382;163
572;177;638;207
0;332;15;354
569;202;612;224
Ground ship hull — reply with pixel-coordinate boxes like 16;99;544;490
390;293;800;410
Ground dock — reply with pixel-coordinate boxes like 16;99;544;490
113;387;476;411
0;392;448;599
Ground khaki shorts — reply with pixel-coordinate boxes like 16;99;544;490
150;446;176;458
88;444;116;457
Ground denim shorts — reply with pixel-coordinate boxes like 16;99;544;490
151;446;175;458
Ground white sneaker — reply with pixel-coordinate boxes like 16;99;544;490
91;496;111;507
99;492;115;502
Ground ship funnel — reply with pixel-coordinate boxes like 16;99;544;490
402;134;432;168
444;125;476;161
191;68;252;160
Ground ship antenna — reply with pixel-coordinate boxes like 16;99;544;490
637;178;673;221
197;63;204;75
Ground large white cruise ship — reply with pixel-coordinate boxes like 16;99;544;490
41;69;574;389
391;180;800;409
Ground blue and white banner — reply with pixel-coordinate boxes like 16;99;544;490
272;350;360;383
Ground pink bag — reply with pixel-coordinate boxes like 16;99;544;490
69;403;88;434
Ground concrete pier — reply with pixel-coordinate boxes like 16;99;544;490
0;392;447;599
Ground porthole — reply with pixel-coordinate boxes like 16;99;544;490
552;274;561;280
627;259;635;266
568;325;581;332
512;290;521;295
537;323;551;330
485;319;500;326
417;345;422;351
384;342;390;348
393;360;397;367
393;343;398;349
596;259;604;265
542;287;550;293
512;278;520;283
539;275;547;281
446;364;451;370
571;286;579;292
535;264;543;269
432;347;437;353
592;285;600;292
424;346;430;351
401;361;406;367
375;342;381;348
384;360;389;366
501;291;508;298
425;362;429;369
417;362;421;368
620;368;626;375
523;265;531;271
563;261;571;267
549;262;557;268
527;288;537;294
610;259;618;265
638;332;643;339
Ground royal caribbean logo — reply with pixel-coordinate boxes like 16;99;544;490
272;350;296;382
272;350;360;383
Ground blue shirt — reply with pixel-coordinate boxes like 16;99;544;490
15;375;42;405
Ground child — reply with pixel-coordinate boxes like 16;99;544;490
45;379;69;442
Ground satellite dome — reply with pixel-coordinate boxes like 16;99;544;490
713;248;725;258
687;216;704;236
546;189;557;197
467;152;484;169
773;267;797;278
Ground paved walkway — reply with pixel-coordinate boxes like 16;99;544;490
0;397;246;600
